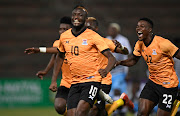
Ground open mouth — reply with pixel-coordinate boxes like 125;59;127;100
137;31;143;36
73;20;80;25
137;31;143;38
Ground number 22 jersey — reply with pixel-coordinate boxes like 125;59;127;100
133;35;179;88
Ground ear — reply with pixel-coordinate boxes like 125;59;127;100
149;28;152;33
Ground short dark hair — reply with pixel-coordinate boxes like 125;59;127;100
139;18;153;28
60;16;72;25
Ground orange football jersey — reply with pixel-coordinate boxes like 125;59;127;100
58;28;109;84
53;40;72;88
100;38;116;85
133;35;179;88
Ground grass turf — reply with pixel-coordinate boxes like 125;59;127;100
0;107;63;116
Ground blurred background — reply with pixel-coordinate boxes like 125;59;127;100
0;0;180;116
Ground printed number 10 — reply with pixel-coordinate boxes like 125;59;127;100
71;46;79;56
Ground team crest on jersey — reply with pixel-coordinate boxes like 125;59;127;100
82;39;88;45
152;49;157;55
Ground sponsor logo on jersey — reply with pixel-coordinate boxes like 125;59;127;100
66;41;69;43
82;39;88;45
86;76;94;79
163;82;170;85
152;49;157;55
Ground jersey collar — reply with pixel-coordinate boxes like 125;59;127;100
144;34;155;47
71;27;87;37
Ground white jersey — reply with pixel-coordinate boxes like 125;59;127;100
107;34;132;75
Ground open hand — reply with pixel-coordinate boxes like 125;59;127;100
36;70;47;80
112;40;122;48
24;47;40;54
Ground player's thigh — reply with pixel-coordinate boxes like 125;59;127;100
95;84;111;110
158;85;178;113
67;108;76;116
80;82;101;108
55;86;69;99
54;86;69;112
67;84;81;110
138;80;158;115
138;98;156;115
76;100;91;114
156;108;171;116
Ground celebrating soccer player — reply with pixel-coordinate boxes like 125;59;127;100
116;18;180;116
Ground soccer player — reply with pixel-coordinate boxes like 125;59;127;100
85;17;134;116
116;18;180;116
51;6;116;116
35;16;72;115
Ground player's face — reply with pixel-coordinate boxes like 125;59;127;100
85;19;98;32
59;23;71;35
71;8;87;27
136;20;152;41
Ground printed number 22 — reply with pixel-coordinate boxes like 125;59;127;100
162;94;172;105
146;55;152;63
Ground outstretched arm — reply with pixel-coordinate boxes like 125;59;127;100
116;54;140;67
49;52;65;92
36;54;56;80
98;50;116;78
112;40;129;55
24;47;58;54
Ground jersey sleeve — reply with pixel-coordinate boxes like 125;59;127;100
160;39;179;57
57;37;65;53
92;33;109;52
133;41;142;56
53;40;60;47
104;38;116;52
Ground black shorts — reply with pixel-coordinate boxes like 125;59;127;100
55;86;70;101
95;84;111;110
67;82;101;110
140;79;178;112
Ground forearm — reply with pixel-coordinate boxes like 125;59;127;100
46;47;59;54
105;56;116;72
116;55;139;67
44;54;56;72
51;53;64;82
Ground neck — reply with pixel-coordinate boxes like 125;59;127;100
72;25;86;35
143;34;153;46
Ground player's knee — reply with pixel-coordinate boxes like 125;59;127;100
54;102;66;114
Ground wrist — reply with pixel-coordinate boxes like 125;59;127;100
120;45;124;50
39;47;46;53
